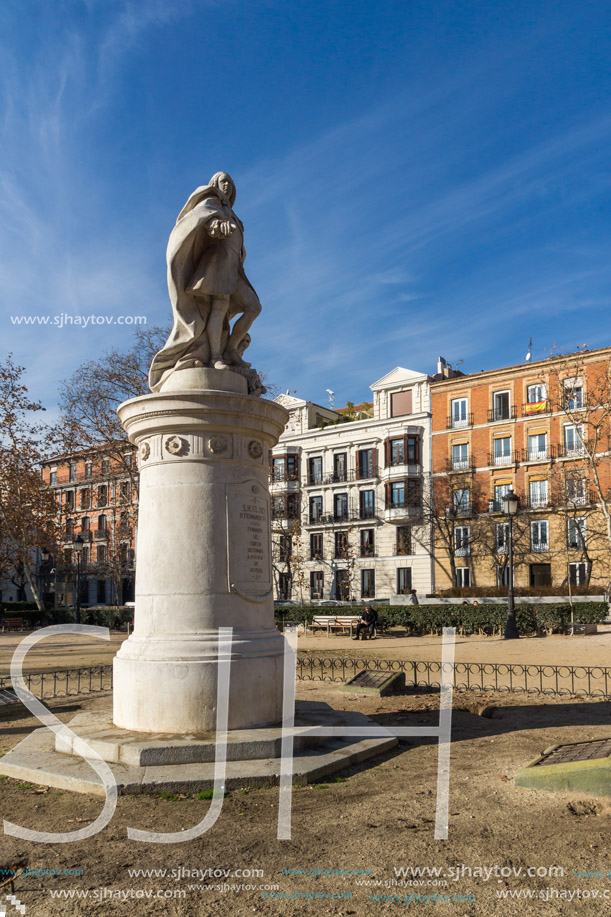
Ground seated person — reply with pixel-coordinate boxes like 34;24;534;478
354;605;378;640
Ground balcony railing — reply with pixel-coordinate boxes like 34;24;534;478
487;405;517;422
94;530;108;540
557;444;587;459
446;413;474;430
522;400;552;416
524;496;550;510
360;547;376;557
446;457;474;473
488;450;518;467
522;446;555;463
531;542;550;553
271;472;300;484
355;467;379;481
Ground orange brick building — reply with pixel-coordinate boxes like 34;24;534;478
41;447;137;606
430;348;611;592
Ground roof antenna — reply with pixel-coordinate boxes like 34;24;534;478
325;389;335;409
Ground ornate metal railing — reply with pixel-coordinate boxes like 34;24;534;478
296;655;611;697
0;666;113;700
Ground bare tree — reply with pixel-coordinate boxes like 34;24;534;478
0;356;58;611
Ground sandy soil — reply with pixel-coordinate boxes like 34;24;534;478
2;681;611;915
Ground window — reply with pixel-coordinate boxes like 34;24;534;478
531;520;549;552
528;433;547;461
356;448;376;479
389;438;405;465
360;529;375;557
286;455;298;480
278;572;291;600
278;534;292;562
407;435;420;464
564;378;583;410
493;436;512;466
65;491;75;509
308;456;323;484
497;565;510;586
272;457;285;482
530;563;552;587
69;462;77;482
124;453;133;468
494;483;511;511
101;458;110;475
310;533;323;560
452;443;469;470
334;492;349;522
495;523;508;553
333;452;347;482
309;496;323;524
97;544;106;563
390;481;405;508
453;487;470;514
397;568;412;595
492;390;510;421
119;511;129;532
97;485;107;507
50;471;57;485
65;519;74;538
566;477;586;505
120;481;130;502
81;516;90;531
567;518;587;550
359;490;375;519
529;479;548;508
455;567;470;587
96;580;107;603
569;562;588;585
564;424;584;455
81;546;90;565
98;514;107;531
63;549;72;565
80;489;90;510
361;569;375;598
335;569;350;601
85;462;92;480
454;525;470;556
527;383;546;404
396;526;412;555
451;398;468;428
273;494;299;520
390;390;412;417
334;531;349;559
310;570;324;599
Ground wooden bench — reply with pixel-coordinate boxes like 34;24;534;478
308;615;337;636
1;617;27;632
307;615;387;637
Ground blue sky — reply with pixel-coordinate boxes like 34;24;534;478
2;0;611;412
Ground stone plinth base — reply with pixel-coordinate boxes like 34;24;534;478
0;701;398;796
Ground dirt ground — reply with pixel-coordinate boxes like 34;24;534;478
3;624;611;676
2;679;611;915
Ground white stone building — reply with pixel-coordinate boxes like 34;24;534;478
270;367;433;602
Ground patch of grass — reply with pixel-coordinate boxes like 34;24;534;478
239;786;257;796
293;782;307;789
0;775;7;782
159;792;183;801
314;784;329;790
17;782;34;790
196;788;226;800
330;776;347;783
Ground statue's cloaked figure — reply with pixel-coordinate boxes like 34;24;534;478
149;172;262;392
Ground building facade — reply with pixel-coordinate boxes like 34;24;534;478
270;368;433;602
431;348;611;591
41;447;137;606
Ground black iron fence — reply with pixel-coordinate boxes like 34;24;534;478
0;666;113;700
297;655;611;697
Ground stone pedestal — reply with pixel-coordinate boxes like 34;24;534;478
113;368;288;734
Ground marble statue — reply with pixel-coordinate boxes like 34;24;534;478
149;172;262;392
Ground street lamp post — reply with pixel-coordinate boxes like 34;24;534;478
74;535;84;624
502;489;520;640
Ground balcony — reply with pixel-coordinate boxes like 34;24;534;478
488;450;518;468
557;444;587;459
454;545;470;557
355;467;379;482
447;457;474;474
524;496;550;510
360;547;376;558
270;472;300;493
487;405;517;423
384;501;422;524
531;542;550;553
522;447;554;464
446;413;473;430
94;530;108;541
78;530;92;542
522;400;552;416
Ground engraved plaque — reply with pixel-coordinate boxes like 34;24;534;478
226;480;272;602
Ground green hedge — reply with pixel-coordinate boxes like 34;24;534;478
44;606;133;629
275;602;609;635
0;602;40;613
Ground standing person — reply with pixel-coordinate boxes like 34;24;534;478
354;605;378;640
407;588;419;605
